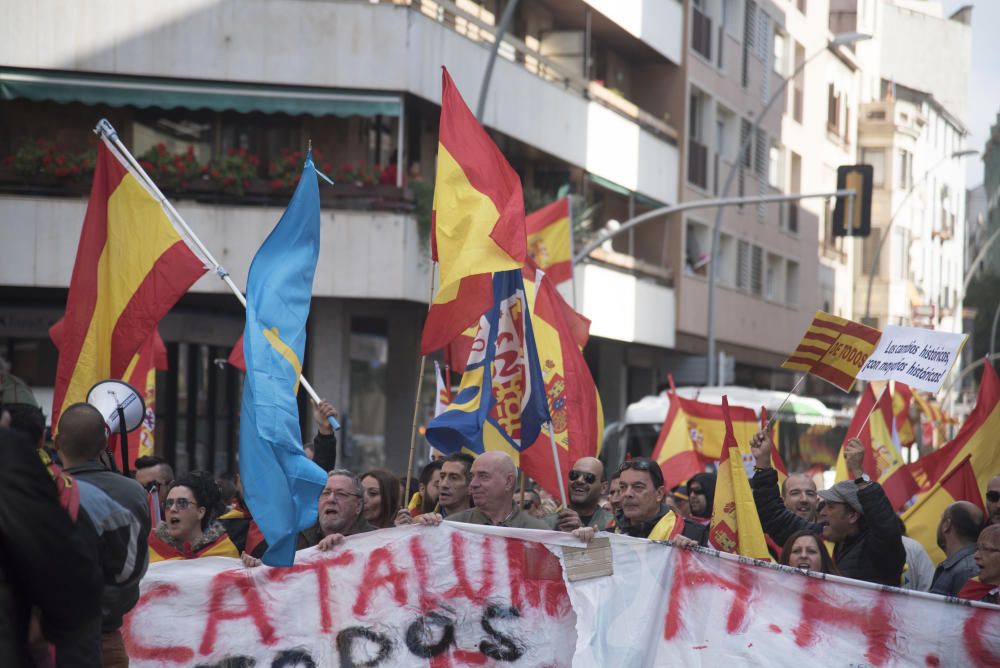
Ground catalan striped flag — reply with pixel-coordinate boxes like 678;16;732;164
524;196;573;285
518;271;603;499
50;137;208;431
782;311;881;392
421;68;527;355
709;396;771;560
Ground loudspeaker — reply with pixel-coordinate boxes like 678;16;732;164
86;379;145;434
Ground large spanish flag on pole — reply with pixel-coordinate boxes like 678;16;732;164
782;311;881;392
902;454;983;563
653;389;757;490
905;360;1000;494
421;68;527;355
51;137;208;430
519;271;603;499
709;396;771;560
835;385;918;509
525;196;573;285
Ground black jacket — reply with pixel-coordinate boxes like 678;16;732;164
64;461;150;631
751;468;905;586
313;431;338;473
0;429;103;667
614;505;709;545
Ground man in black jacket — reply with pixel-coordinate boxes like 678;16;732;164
750;431;905;586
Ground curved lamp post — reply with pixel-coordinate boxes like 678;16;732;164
705;32;871;385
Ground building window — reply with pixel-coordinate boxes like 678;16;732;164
751;245;764;296
768;143;781;188
688;91;709;189
898;149;913;190
792;42;805;123
861;148;885;188
685;220;711;276
827;84;841;135
786;261;800;305
765;253;782;300
788;151;802;233
737;239;751;290
692;0;713;61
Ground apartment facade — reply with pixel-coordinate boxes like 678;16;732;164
0;0;684;475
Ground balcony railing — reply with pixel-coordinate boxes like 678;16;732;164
378;0;678;142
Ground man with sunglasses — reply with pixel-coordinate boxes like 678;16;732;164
750;431;905;586
986;476;1000;527
566;457;612;529
613;457;703;546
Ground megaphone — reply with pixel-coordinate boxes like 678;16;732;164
87;379;145;475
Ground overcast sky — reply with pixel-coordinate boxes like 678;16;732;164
941;1;1000;188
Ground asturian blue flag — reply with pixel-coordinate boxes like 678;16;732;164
239;151;327;566
425;269;550;456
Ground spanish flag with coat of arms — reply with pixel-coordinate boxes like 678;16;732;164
525;196;573;285
709;396;771;560
421;68;527;355
518;270;603;499
50;136;208;431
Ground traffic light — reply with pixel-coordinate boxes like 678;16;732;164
832;164;873;237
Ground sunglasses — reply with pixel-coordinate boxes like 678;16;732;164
164;498;195;511
569;470;597;484
521;500;536;510
987;491;1000;504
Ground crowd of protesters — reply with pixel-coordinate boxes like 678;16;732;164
3;378;1000;667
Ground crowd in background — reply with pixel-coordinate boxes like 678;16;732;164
2;382;1000;667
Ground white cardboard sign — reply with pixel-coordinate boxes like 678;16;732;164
856;325;967;392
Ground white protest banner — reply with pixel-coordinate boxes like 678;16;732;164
125;524;1000;667
856;324;967;392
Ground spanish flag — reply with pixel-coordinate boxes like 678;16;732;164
901;454;983;563
905;361;1000;495
519;271;603;499
421;68;527;355
782;311;881;392
50;137;208;430
111;329;167;469
910;389;949;450
652;389;757;490
891;382;916;448
524;196;572;285
709;396;771;560
835;385;918;510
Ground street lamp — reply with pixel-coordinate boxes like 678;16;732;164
705;32;872;386
861;148;978;324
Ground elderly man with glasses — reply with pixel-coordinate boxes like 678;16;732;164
612;457;703;547
300;469;376;551
958;524;1000;603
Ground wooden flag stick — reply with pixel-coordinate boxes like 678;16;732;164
403;262;437;509
546;421;568;506
763;374;807;434
853;385;887;438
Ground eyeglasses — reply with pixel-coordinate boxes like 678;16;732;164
987;491;1000;504
164;498;194;511
618;459;664;489
320;489;361;502
569;470;597;485
689;487;706;496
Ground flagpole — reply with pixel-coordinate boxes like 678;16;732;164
546;421;567;506
853;385;887;438
95;119;340;431
763;374;807;434
403;261;437;508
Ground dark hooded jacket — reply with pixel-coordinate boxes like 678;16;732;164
688;472;717;521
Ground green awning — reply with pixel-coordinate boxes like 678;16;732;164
587;172;666;209
0;68;401;118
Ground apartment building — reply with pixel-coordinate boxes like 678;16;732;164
842;1;971;338
0;0;684;474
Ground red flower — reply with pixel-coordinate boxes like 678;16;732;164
54;167;69;177
223;175;235;185
156;144;167;155
270;178;285;190
42;155;52;166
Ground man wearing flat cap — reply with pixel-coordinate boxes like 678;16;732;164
749;433;906;586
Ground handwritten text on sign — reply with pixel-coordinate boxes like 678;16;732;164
126;525;1000;667
856;325;967;393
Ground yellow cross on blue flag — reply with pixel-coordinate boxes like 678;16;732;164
239;151;327;566
425;269;550;457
